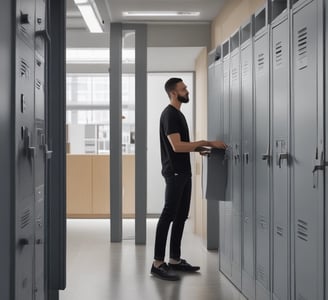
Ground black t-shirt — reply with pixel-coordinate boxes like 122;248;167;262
160;105;191;177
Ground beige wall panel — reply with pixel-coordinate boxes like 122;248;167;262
211;0;265;49
123;155;135;215
194;47;208;240
92;155;110;215
67;155;92;215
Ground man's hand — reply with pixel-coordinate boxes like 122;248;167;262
209;141;227;149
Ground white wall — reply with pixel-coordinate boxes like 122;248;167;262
147;73;194;214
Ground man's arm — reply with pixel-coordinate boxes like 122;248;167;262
167;133;227;153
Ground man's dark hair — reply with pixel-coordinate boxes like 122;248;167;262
164;78;182;97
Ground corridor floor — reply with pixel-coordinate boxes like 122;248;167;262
59;219;246;300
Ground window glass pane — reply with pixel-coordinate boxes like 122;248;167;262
66;73;110;154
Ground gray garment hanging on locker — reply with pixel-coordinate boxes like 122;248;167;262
205;148;228;201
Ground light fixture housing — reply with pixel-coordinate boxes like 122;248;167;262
122;11;200;17
74;0;103;33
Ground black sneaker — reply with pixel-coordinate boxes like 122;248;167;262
151;263;180;281
168;259;200;272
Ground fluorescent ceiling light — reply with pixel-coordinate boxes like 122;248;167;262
122;11;200;17
74;0;103;33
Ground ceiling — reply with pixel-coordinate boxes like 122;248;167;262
67;0;226;29
66;0;226;71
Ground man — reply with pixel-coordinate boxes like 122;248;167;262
150;78;227;281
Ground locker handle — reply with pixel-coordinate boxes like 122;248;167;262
23;128;36;159
261;154;270;161
44;144;53;160
312;162;328;173
278;153;288;168
243;153;249;164
35;29;51;44
234;154;240;162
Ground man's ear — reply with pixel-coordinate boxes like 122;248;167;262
170;90;177;98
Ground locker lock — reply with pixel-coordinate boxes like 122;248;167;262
23;127;36;159
278;153;288;168
19;238;29;247
20;12;30;25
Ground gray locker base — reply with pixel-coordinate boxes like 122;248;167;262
256;282;270;300
242;270;255;300
219;255;232;279
231;262;242;289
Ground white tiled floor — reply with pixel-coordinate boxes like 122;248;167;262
59;219;245;300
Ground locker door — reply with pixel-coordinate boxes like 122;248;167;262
271;16;290;300
220;52;233;278
254;29;271;300
291;1;324;299
34;0;48;298
208;63;217;140
215;60;224;141
15;37;36;300
241;37;255;300
230;45;242;289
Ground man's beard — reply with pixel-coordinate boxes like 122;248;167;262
177;94;189;103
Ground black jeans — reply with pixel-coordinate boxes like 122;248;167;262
154;174;192;261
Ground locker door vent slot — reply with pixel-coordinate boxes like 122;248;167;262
19;25;28;37
35;80;42;90
297;27;308;70
276;226;284;237
21;209;31;229
20;59;30;78
242;61;250;79
232;67;239;82
257;53;265;72
256;264;267;285
274;42;283;68
297;219;308;241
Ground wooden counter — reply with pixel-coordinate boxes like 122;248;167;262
66;154;135;218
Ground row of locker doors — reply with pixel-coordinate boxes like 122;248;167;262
207;1;325;300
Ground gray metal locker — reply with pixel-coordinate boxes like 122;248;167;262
270;2;290;299
326;0;328;298
240;19;255;300
253;6;271;300
0;0;66;299
206;50;222;250
291;0;324;299
220;39;233;279
230;30;242;290
326;0;328;297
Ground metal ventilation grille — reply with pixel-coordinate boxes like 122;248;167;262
21;209;31;229
256;264;266;285
20;25;28;37
242;61;249;78
36;80;42;90
257;53;265;71
276;226;284;237
275;41;283;68
232;67;238;82
297;219;308;242
297;27;308;70
20;59;30;78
